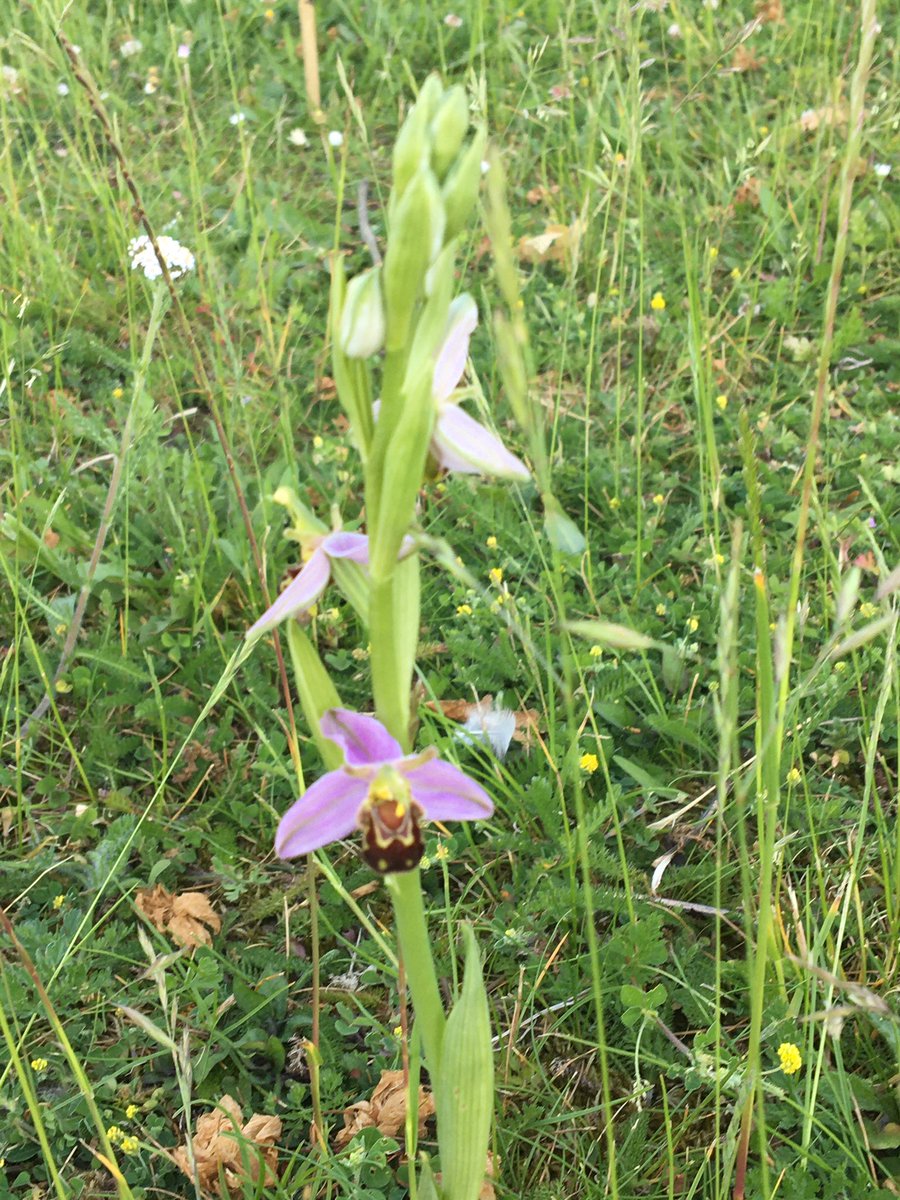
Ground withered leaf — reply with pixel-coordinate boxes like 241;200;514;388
334;1069;435;1149
135;884;222;948
172;1095;281;1197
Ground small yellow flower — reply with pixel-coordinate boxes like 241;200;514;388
434;843;449;861
326;607;341;621
489;567;503;585
614;152;625;166
55;622;67;635
120;1135;140;1155
857;284;867;295
393;1025;403;1039
714;553;725;565
655;603;667;616
609;496;621;510
687;616;699;632
609;285;620;296
419;855;431;870
486;535;498;549
859;601;877;618
456;603;473;615
834;661;847;673
759;124;769;135
112;386;124;400
650;292;666;311
106;1125;123;1143
31;1057;49;1072
652;493;664;506
786;767;801;784
52;894;65;910
504;928;518;939
580;753;599;773
263;7;274;20
125;1104;138;1119
715;393;728;410
730;267;741;280
777;1042;802;1075
589;645;602;657
708;246;719;260
312;435;324;449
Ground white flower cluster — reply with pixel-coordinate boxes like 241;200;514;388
127;234;195;281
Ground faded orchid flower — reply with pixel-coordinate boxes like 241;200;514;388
431;295;531;480
275;709;493;870
247;531;414;640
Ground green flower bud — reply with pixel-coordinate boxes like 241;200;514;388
442;129;487;241
330;255;374;456
285;624;344;770
393;74;445;198
435;926;494;1200
383;166;446;351
430;86;470;181
338;267;386;359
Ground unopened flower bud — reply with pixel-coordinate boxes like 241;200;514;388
430;85;470;180
383;166;446;350
442;128;487;240
339;267;386;359
435;925;494;1200
393;74;444;199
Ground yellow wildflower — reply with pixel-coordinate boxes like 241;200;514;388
786;767;801;784
730;267;741;280
650;292;666;311
31;1058;48;1072
708;246;719;260
609;496;621;510
434;843;449;861
486;535;498;549
580;753;599;773
859;602;877;618
589;645;602;657
489;567;503;585
112;386;124;400
120;1135;140;1154
456;603;472;615
52;894;65;909
655;604;667;616
125;1104;138;1119
687;617;699;632
652;493;664;506
106;1125;123;1143
715;394;728;410
777;1042;802;1075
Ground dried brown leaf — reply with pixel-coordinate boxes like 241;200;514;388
517;219;585;265
334;1069;435;1149
172;1095;282;1197
135;884;221;948
731;45;764;73
755;0;784;22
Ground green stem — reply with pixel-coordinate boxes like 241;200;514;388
387;869;446;1080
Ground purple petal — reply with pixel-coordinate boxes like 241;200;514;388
320;708;403;767
404;757;494;821
275;770;369;858
322;531;371;564
433;295;478;404
247;546;331;640
432;405;531;481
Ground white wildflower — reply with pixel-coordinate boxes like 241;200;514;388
327;129;343;147
444;13;463;26
120;39;143;58
667;22;681;38
229;111;246;125
1;66;22;96
873;162;891;177
128;234;195;281
289;127;308;146
177;43;192;60
57;82;69;96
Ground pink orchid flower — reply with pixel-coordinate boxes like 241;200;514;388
247;532;371;641
430;295;530;481
276;708;494;871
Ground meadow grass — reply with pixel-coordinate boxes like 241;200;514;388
1;1;898;1198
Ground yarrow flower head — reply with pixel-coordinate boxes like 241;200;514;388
777;1042;802;1075
429;296;530;481
128;234;195;281
275;709;494;870
247;531;412;641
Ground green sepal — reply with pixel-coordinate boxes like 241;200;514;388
285;623;343;770
435;925;494;1200
339;265;386;360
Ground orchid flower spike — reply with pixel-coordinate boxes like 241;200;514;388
276;709;494;871
431;296;530;481
248;531;412;641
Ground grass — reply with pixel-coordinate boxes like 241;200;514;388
1;1;899;1198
